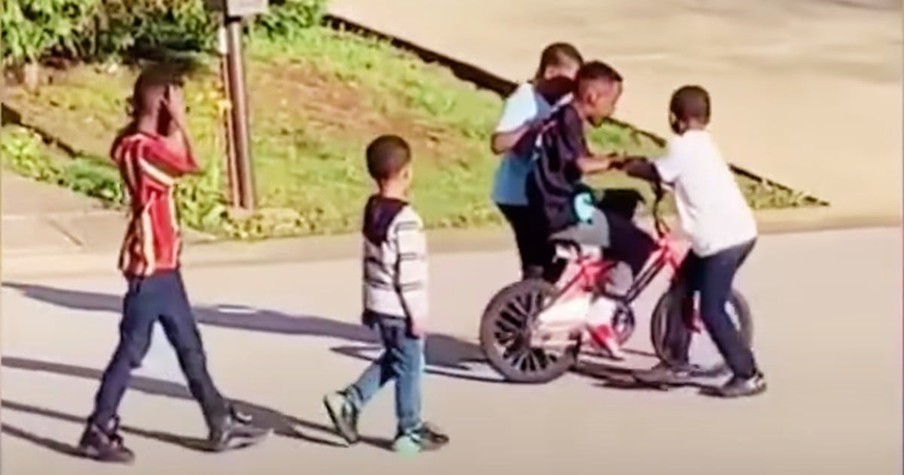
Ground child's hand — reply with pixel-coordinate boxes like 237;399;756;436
162;86;188;133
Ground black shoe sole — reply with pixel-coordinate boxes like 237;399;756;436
701;382;768;398
207;428;271;452
79;445;135;464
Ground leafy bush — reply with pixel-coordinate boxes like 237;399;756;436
0;0;97;66
254;0;328;40
2;0;329;65
82;0;217;59
0;126;125;204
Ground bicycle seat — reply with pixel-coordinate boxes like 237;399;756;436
549;218;611;249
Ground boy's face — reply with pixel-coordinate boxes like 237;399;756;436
581;80;622;127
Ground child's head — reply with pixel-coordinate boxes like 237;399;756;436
130;63;186;130
572;60;623;126
534;42;584;99
366;134;413;196
669;85;710;134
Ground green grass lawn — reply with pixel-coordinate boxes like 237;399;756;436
2;27;817;239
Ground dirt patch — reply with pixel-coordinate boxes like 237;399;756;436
249;60;460;159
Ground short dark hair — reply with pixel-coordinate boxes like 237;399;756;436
575;60;623;85
670;85;711;124
537;42;584;74
574;60;623;96
365;134;411;181
131;62;186;116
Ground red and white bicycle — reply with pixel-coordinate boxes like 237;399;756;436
479;185;753;384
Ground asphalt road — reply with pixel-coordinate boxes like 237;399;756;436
1;227;901;474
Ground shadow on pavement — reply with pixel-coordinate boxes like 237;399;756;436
575;359;713;392
2;282;496;383
0;355;395;458
1;400;214;454
1;421;86;457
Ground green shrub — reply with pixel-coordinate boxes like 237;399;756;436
254;0;328;40
2;0;329;65
83;0;217;59
0;126;125;204
1;0;97;66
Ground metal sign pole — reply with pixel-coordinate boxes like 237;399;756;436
216;25;241;207
223;17;256;210
207;0;267;211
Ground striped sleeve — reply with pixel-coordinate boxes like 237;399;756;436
393;206;429;323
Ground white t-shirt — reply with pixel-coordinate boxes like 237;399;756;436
654;130;757;257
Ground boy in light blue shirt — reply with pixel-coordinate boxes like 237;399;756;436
490;43;583;280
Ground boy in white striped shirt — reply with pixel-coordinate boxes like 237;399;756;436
324;135;449;454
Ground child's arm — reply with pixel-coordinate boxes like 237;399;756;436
576;154;619;175
144;128;200;178
394;208;429;337
492;120;552;157
490;86;544;155
617;136;687;185
618;157;661;183
153;87;200;176
556;110;618;175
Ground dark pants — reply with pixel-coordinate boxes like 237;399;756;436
347;312;423;435
550;209;658;294
663;239;759;379
90;270;228;427
498;204;553;280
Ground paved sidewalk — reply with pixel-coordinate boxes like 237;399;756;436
0;172;209;259
0;173;124;255
5;164;898;273
330;0;903;218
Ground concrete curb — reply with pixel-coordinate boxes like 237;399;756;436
3;210;898;280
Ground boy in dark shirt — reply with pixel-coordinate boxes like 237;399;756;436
526;60;656;358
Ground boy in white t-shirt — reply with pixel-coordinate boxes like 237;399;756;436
618;85;766;398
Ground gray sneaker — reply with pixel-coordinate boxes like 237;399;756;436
392;422;449;455
704;373;767;398
323;392;359;445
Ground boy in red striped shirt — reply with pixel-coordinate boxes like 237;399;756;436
77;64;269;463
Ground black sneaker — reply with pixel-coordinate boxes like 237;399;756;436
634;363;693;388
207;407;271;452
323;391;359;445
392;422;449;454
78;416;135;464
704;373;767;398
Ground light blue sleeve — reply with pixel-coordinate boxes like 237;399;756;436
494;85;538;133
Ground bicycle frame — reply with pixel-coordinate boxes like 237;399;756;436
533;190;698;340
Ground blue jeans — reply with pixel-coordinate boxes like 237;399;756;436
90;270;228;427
664;239;759;378
346;312;424;435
